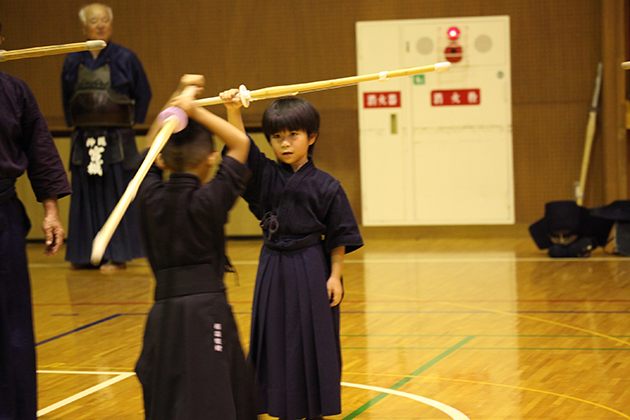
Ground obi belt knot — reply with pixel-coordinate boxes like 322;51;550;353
260;212;323;251
264;232;322;251
260;211;279;240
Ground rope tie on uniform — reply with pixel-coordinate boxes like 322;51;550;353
260;212;279;240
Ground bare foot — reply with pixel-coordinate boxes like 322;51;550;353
100;261;127;271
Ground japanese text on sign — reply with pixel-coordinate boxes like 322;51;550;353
431;89;481;106
363;91;401;108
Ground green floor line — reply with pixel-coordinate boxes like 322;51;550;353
341;336;474;419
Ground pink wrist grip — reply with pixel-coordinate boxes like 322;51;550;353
157;106;189;133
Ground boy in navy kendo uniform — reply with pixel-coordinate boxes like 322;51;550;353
134;75;258;420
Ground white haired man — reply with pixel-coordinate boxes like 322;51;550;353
61;3;152;270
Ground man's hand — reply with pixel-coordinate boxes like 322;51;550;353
42;197;64;256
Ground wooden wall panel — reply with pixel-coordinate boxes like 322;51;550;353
512;102;606;222
1;0;621;227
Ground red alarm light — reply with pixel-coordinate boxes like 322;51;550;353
447;27;460;40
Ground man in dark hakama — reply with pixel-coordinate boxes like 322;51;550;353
0;22;72;420
61;3;151;269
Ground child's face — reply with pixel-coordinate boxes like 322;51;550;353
270;129;316;172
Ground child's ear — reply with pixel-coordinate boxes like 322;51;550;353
308;133;318;145
156;154;168;170
206;151;220;167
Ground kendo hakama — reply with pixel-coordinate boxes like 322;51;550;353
65;125;144;265
135;269;258;420
242;139;363;419
134;157;258;420
0;182;36;420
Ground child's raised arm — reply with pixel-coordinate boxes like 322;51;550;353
220;88;246;133
172;81;249;164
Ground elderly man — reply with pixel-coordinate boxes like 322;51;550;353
61;3;152;270
0;21;72;420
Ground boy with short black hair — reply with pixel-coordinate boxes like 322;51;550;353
135;75;257;420
220;90;363;420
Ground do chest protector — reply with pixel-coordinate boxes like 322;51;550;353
69;64;135;127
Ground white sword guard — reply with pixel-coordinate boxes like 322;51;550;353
239;85;252;108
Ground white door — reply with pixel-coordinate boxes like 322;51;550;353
357;16;514;225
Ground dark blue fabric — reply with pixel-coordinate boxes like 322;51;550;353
241;138;363;418
137;155;250;272
61;42;151;126
61;43;150;265
0;72;72;201
64;133;143;265
0;198;36;420
0;71;70;420
135;154;257;420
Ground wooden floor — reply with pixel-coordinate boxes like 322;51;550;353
28;226;630;419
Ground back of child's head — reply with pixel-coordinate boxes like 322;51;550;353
161;119;214;173
262;97;320;142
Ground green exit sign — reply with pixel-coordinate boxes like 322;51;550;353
413;74;425;85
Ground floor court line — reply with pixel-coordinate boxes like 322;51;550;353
341;337;473;419
344;371;630;420
419;376;630;420
218;257;630;264
36;371;135;417
357;290;630;348
341;382;470;420
36;370;467;419
38;369;629;419
36;314;121;346
28;256;630;270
